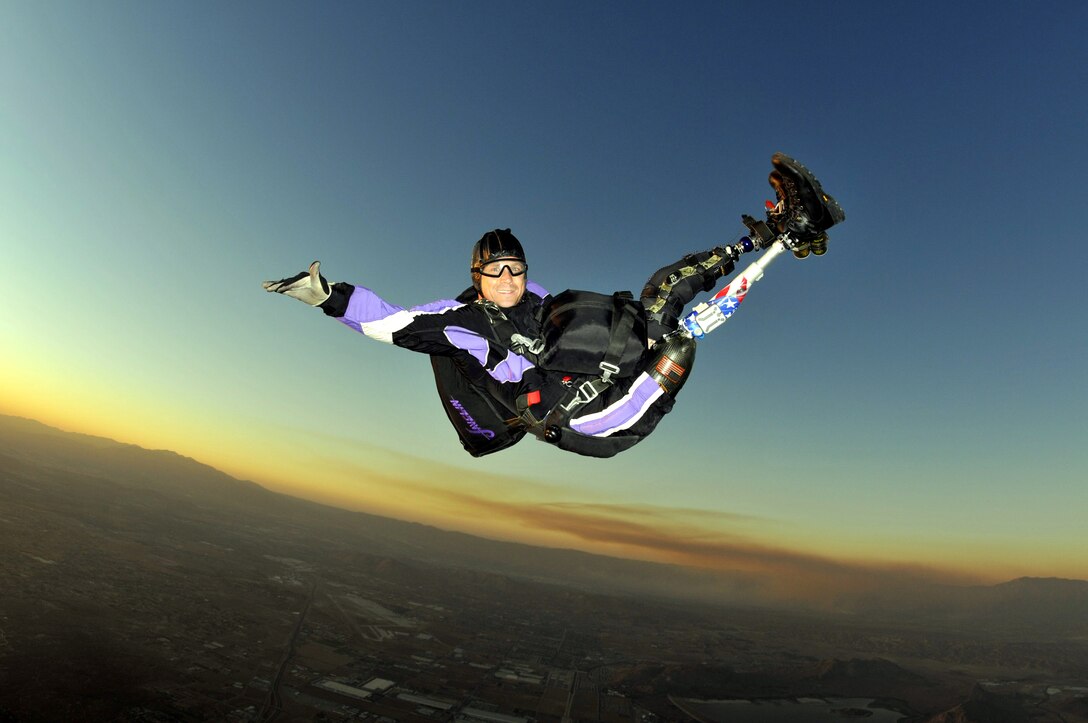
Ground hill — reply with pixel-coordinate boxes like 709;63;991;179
0;414;759;605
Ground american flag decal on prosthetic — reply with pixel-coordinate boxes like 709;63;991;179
654;356;687;383
681;239;788;338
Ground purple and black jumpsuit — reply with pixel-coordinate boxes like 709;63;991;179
319;246;734;457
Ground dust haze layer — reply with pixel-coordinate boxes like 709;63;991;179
3;413;1086;633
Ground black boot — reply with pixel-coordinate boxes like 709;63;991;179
767;153;845;255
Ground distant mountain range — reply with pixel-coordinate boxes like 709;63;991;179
0;414;765;604
837;575;1088;637
3;413;1086;637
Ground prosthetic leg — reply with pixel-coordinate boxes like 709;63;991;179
638;152;847;394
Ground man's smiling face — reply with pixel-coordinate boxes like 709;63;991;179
477;260;527;308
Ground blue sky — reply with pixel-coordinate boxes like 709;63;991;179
2;1;1086;590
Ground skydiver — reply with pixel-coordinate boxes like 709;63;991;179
263;153;844;457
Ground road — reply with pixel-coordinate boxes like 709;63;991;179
258;580;317;722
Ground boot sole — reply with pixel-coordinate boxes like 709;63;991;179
772;152;846;224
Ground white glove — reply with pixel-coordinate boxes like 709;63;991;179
262;261;331;306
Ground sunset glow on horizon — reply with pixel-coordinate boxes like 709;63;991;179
2;2;1086;603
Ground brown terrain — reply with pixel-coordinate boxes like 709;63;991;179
1;414;1086;722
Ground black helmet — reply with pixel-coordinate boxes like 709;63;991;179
471;228;526;289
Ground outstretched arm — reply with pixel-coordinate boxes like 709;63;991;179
263;262;478;355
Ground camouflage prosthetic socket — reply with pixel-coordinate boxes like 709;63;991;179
639;247;737;341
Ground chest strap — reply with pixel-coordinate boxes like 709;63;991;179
476;300;543;358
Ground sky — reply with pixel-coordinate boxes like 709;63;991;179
1;1;1086;601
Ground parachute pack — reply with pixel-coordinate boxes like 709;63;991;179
534;290;648;377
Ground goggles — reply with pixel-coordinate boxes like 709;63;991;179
474;261;528;278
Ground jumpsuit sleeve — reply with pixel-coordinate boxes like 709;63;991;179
328;285;472;354
325;284;539;385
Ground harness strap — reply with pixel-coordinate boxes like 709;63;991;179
510;333;545;355
517;375;615;443
515;392;546;437
601;292;638;382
